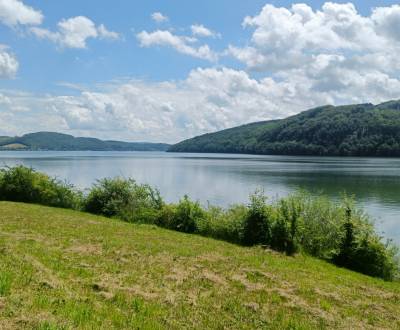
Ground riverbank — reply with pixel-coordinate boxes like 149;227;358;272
0;202;399;329
0;165;399;281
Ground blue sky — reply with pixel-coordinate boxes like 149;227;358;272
1;1;400;142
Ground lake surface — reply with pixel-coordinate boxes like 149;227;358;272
0;151;399;244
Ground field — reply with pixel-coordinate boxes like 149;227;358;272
0;202;399;329
0;143;27;150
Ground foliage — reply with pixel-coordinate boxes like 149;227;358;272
0;166;81;209
159;195;205;233
196;204;247;244
169;101;400;157
0;165;398;280
242;191;272;246
333;206;399;281
270;197;301;255
296;194;344;259
83;177;163;222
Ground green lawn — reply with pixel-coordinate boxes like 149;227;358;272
0;202;399;329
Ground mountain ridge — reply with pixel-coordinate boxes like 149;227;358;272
0;131;170;151
169;100;400;157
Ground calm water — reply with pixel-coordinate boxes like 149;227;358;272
0;151;399;243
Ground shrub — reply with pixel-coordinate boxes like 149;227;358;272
83;177;163;222
166;196;206;233
0;166;398;281
333;207;356;268
331;206;399;281
270;197;302;255
196;204;247;244
351;235;399;281
242;191;272;246
296;193;344;259
0;166;82;209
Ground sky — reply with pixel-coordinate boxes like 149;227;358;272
1;0;400;143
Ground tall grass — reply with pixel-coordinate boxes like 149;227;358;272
0;166;398;281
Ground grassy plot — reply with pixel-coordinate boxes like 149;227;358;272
0;202;399;329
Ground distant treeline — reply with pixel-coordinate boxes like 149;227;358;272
169;100;400;157
0;132;170;151
0;165;398;281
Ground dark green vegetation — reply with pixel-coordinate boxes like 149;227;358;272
0;166;398;282
0;132;170;151
169;100;400;156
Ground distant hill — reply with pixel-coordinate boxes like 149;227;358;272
0;132;170;151
169;101;400;157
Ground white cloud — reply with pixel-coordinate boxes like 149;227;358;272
0;93;11;104
223;2;400;113
372;5;400;42
2;62;400;142
230;3;400;71
2;2;400;142
30;16;120;49
98;24;120;40
151;12;168;23
137;30;217;61
0;0;43;27
0;46;19;78
191;24;220;38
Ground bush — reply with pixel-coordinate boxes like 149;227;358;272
162;195;205;233
0;166;82;209
296;193;344;259
196;204;247;244
270;197;301;255
83;177;163;222
351;236;398;281
242;191;272;246
0;166;398;281
333;206;399;280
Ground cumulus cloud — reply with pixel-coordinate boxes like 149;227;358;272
0;0;43;27
0;46;19;78
151;12;168;23
0;93;11;104
372;5;400;42
2;2;400;142
97;24;120;40
191;24;220;38
137;30;217;61
30;16;120;49
0;68;285;140
229;3;400;71
224;2;400;110
2;63;400;142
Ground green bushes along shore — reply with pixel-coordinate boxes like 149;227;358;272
0;165;398;281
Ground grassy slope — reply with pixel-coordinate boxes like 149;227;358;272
0;202;399;329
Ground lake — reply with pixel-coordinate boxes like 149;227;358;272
0;151;399;244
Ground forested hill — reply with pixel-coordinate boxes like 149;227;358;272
169;100;400;157
0;132;170;151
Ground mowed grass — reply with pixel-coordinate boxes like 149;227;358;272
0;202;399;329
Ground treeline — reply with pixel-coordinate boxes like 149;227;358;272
169;101;400;157
0;132;170;151
0;166;398;280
